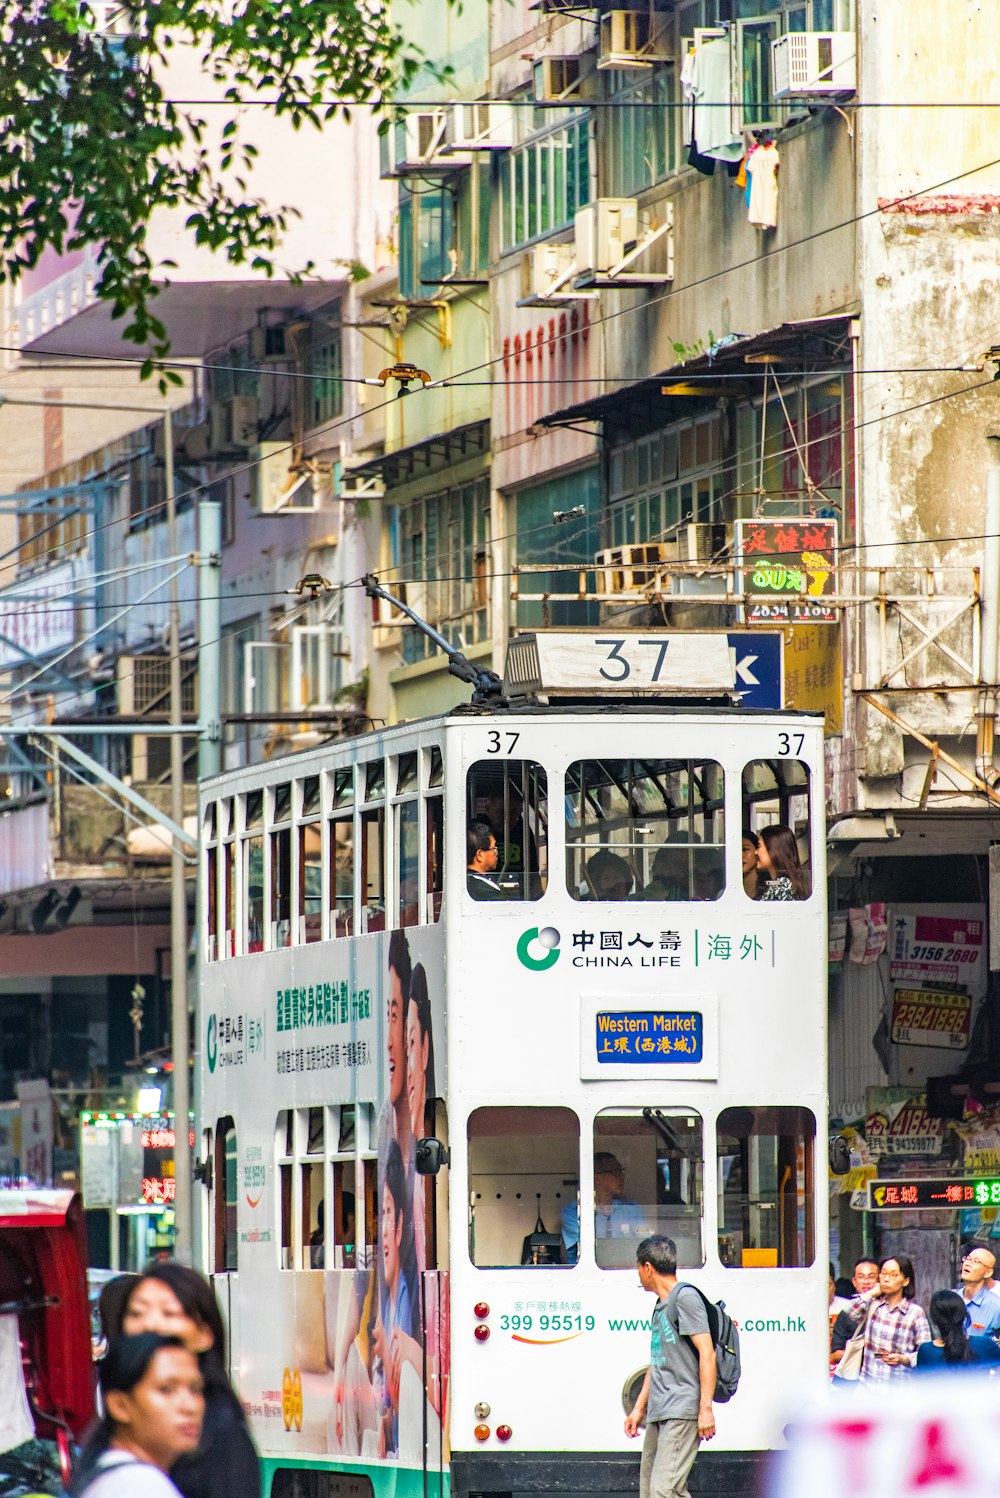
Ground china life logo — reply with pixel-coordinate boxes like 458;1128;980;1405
206;1013;218;1073
517;927;561;971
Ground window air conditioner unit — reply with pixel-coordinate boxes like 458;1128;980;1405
683;522;731;562
532;56;584;101
379;111;470;176
207;395;259;453
598;9;673;69
521;242;576;300
254;443;320;513
446;102;514;151
771;31;856;99
181;421;212;462
249;324;292;362
574;199;638;275
597;543;677;594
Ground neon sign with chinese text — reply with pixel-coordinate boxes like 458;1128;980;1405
867;1178;1000;1210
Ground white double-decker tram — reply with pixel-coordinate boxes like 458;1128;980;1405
197;628;828;1498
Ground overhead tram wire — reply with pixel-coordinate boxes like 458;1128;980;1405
4;150;1000;573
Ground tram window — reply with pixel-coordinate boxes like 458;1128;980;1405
428;745;444;788
466;760;548;900
205;802;217;840
330;816;354;938
213;1117;238;1273
591;1110;704;1271
566;759;725;902
246;790;264;829
244;834;264;953
360;807;385;932
277;1111;293;1272
395;800;419;928
426;796;444;922
298;821;322;944
397;753;418;794
222;836;235;960
302;775;321;817
717;1106;816;1269
334;767;354;808
365;760;386;801
742;759;811;902
330;1160;358;1269
271;1468;375;1498
274;783;292;824
205;841;218;962
270;826;292;949
467;1106;578;1267
301;1156;325;1272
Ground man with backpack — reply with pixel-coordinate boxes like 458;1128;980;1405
624;1236;716;1498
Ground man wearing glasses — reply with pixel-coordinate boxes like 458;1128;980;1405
956;1247;1000;1337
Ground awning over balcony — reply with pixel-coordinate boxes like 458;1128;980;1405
20;278;346;359
537;315;856;443
348;417;490;491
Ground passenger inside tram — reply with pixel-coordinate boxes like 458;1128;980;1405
585;849;635;901
756;823;809;902
466;820;505;900
742;831;762;898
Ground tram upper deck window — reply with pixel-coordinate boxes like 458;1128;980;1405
742;758;811;902
329;768;354;938
270;784;292;949
468;1106;578;1266
242;791;264;953
466;761;548;901
566;759;725;901
717;1106;815;1269
298;776;322;945
589;1109;704;1270
204;806;218;962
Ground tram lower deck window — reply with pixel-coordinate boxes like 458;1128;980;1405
468;1106;578;1266
717;1106;815;1269
589;1109;704;1270
566;759;725;901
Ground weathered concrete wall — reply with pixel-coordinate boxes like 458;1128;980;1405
851;0;1000;808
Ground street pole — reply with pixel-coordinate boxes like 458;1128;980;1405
164;409;192;1264
199;495;223;781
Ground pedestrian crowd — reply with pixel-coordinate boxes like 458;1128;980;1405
829;1244;1000;1383
72;1261;260;1498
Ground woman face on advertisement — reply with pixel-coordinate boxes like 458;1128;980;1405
405;998;429;1141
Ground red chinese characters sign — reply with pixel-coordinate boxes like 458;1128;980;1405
735;518;838;623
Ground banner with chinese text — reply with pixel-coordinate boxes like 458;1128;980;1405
735;518;838;623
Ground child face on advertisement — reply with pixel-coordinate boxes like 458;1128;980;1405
381;1182;403;1293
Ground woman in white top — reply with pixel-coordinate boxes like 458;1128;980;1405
71;1333;204;1497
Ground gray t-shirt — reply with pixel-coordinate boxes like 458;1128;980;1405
647;1284;710;1422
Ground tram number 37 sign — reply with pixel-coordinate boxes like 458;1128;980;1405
889;987;972;1050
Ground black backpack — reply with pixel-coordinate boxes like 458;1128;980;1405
666;1284;742;1403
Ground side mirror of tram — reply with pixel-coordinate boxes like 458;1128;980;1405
416;1138;450;1176
828;1135;852;1176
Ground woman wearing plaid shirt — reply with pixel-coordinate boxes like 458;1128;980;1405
847;1255;931;1383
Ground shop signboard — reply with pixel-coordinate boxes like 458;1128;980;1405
889;909;986;998
734;517;838;623
867;1177;1000;1210
865;1088;944;1158
889;987;972;1050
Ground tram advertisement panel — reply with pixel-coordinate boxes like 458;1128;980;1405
201;923;447;1469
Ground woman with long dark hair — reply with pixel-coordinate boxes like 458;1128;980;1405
915;1289;1000;1371
118;1264;260;1498
72;1333;203;1497
846;1254;930;1382
757;824;809;901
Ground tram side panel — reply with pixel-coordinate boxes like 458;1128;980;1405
199;921;449;1493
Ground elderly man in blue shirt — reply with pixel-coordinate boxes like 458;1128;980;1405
562;1152;648;1265
955;1246;1000;1337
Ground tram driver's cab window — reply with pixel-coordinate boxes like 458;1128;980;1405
589;1109;704;1270
468;1106;578;1266
566;759;725;901
466;761;548;901
717;1106;815;1268
742;758;811;902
